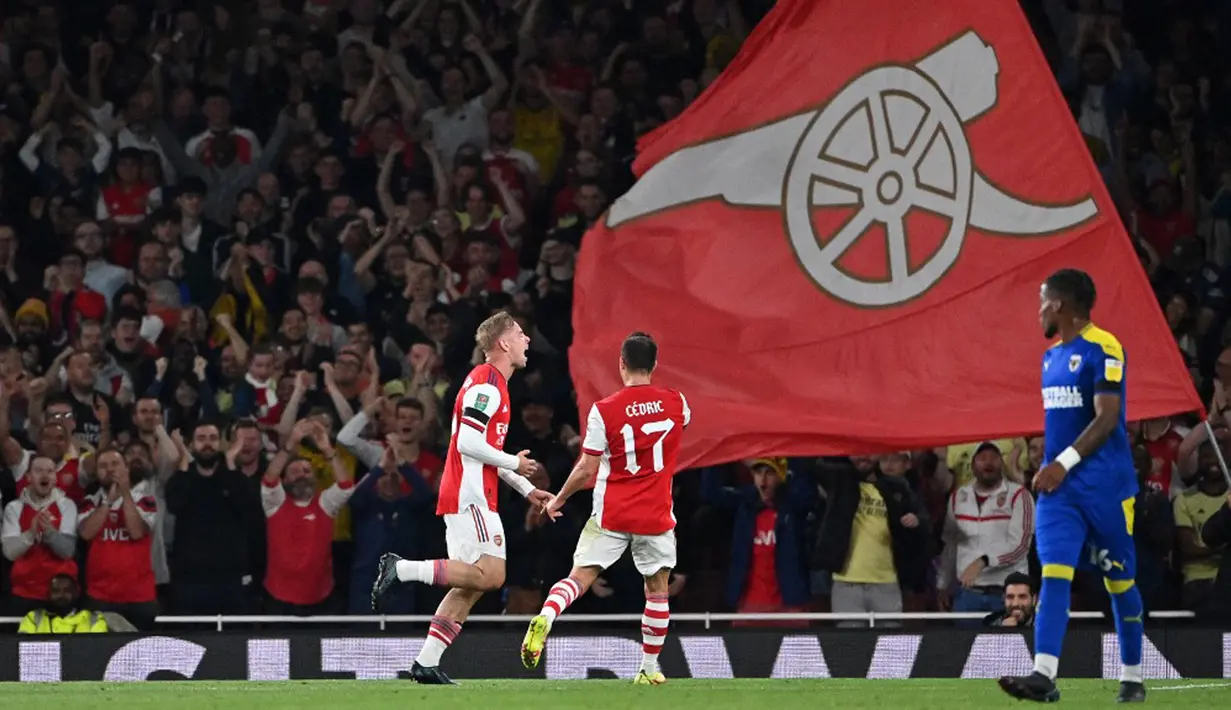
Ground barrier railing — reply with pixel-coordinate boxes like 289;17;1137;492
0;610;1197;631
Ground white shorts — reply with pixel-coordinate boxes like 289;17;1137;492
573;517;676;577
444;504;506;564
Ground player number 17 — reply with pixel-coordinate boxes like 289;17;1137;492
620;419;675;475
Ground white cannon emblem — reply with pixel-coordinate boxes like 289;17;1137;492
607;31;1099;307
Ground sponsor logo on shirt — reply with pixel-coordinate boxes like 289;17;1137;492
1042;385;1083;410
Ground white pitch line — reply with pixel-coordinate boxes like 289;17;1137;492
1152;682;1231;691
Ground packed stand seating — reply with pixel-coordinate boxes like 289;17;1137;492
0;0;1229;629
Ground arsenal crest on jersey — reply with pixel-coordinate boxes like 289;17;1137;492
997;493;1007;507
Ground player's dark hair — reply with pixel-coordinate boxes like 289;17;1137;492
1045;269;1096;317
1004;571;1034;592
621;331;658;373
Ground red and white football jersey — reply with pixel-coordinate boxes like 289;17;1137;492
438;363;512;515
582;385;691;535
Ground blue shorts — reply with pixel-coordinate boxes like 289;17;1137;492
1035;490;1136;583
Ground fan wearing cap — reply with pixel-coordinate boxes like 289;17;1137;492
701;457;817;624
13;298;55;373
936;442;1035;618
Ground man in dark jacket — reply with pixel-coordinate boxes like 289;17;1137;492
813;456;931;627
702;458;816;622
166;420;264;615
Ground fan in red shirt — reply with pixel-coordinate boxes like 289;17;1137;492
98;148;161;268
1;455;79;614
1134;417;1186;496
262;420;356;614
78;449;159;629
523;331;690;685
1133;177;1197;259
1;418;91;506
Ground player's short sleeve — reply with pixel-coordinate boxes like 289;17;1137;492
1088;332;1125;393
679;392;691;428
581;404;608;456
460;383;502;433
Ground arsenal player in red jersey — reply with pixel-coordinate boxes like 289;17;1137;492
521;332;690;685
371;311;554;684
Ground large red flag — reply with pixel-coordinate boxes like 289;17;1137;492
570;0;1201;469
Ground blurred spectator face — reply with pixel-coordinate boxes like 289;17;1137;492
880;452;911;478
488;109;514;145
113;316;142;353
124;442;153;481
28;456;57;498
1147;180;1176;214
249;352;275;381
137;242;169;282
126;92;152;127
97;450;127;488
204;95;233;130
298;261;328;286
220;345;244;379
432;208;460;237
370;117;397;154
283;460;315;499
288;144;314;177
22;47;49;83
316;155;344;185
972;448;1004;486
78;321;104;359
1003;583;1035;624
579;30;603;64
590;88;618;121
575;150;601;178
395;404;422;441
619;59;648;94
59;253;84;289
108;3;137;35
751;462;781;503
521;401;554;437
692;0;717;24
1155;62;1177;93
257;174;280;206
657;93;683;120
1080;46;1111;84
576;114;601;149
178;191;205;220
386;241;413;278
1026;436;1044;470
135;398;161;433
16;311;46;340
547;27;574;63
352;0;377;23
116;155;141;184
341;45;367;76
235;426;262;464
438;7;461;41
346;323;373;353
426;309;451;343
73;222;105;259
575;184;607;219
237;192;264;223
1164;294;1189;331
297;288;324;317
300;49;326;83
177;307;207;342
40;420;71;460
66;351;94;390
541;239;572;267
407;262;435;299
281;309;308;342
141;153;163;185
1197;441;1228;491
327;195;354;218
47;574;78;614
57;143;83;173
642;16;669;48
850;456;876;474
191;424;222;465
334;350;362;386
465;186;491;222
171;88;197;120
441;67;467;104
405;190;431;223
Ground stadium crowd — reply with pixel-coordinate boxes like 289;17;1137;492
0;0;1230;631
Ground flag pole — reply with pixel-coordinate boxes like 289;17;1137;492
1201;418;1231;488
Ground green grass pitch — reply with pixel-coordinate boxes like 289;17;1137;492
4;679;1228;708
